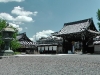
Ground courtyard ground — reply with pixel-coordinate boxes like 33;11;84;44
0;54;100;75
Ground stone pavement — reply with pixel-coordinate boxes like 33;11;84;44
0;54;100;75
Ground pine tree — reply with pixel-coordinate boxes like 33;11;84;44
97;9;100;31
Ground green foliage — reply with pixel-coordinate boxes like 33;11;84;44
10;40;21;52
97;9;100;21
0;18;21;51
0;19;6;30
0;19;6;46
97;9;100;31
9;26;20;51
14;51;21;55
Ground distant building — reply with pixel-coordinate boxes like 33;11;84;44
16;32;36;53
93;36;100;53
36;36;63;54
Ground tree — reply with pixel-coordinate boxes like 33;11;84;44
97;9;100;31
0;19;6;48
10;26;21;52
10;40;21;52
0;18;20;51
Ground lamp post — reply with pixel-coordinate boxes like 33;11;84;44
0;26;15;56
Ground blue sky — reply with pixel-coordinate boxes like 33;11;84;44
0;0;100;41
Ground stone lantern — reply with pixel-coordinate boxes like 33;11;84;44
0;26;15;56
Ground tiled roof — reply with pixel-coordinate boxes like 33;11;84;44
16;33;24;40
51;32;59;36
16;33;37;48
93;36;100;44
59;18;90;35
87;30;100;35
93;41;100;44
16;32;37;46
52;18;96;36
16;32;32;42
19;41;36;45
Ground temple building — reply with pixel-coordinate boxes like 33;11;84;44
36;36;63;54
93;36;100;53
16;32;36;53
52;18;100;54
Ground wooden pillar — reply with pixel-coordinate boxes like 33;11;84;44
72;41;75;54
62;37;68;53
62;37;65;53
52;46;53;54
43;46;45;54
82;34;86;54
48;46;49;54
82;40;87;54
56;45;58;54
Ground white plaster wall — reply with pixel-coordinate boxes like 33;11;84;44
38;47;41;50
42;47;44;50
49;46;52;51
45;46;48;51
52;46;57;51
94;45;100;51
58;46;62;52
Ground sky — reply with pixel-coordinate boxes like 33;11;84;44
0;0;100;41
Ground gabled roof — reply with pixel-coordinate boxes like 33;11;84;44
52;18;99;36
16;32;32;42
60;18;91;34
16;33;23;40
16;32;37;47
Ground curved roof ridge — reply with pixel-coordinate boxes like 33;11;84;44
64;18;92;26
17;32;33;42
18;32;26;35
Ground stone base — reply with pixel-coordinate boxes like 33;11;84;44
94;51;100;54
0;50;14;56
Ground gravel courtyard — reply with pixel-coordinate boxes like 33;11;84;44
0;54;100;75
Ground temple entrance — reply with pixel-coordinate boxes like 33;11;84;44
62;38;90;54
52;18;99;54
63;40;73;54
62;39;95;54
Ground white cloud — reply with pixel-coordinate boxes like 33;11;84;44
0;14;34;23
12;21;24;25
29;38;33;41
11;6;36;22
15;16;33;22
9;23;23;32
30;30;54;41
18;27;23;32
0;12;33;22
0;6;38;32
33;11;38;16
0;13;14;20
11;6;33;16
0;13;23;32
0;0;24;3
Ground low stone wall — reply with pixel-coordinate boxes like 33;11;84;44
94;45;100;54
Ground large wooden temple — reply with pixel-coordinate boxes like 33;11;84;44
52;18;100;54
